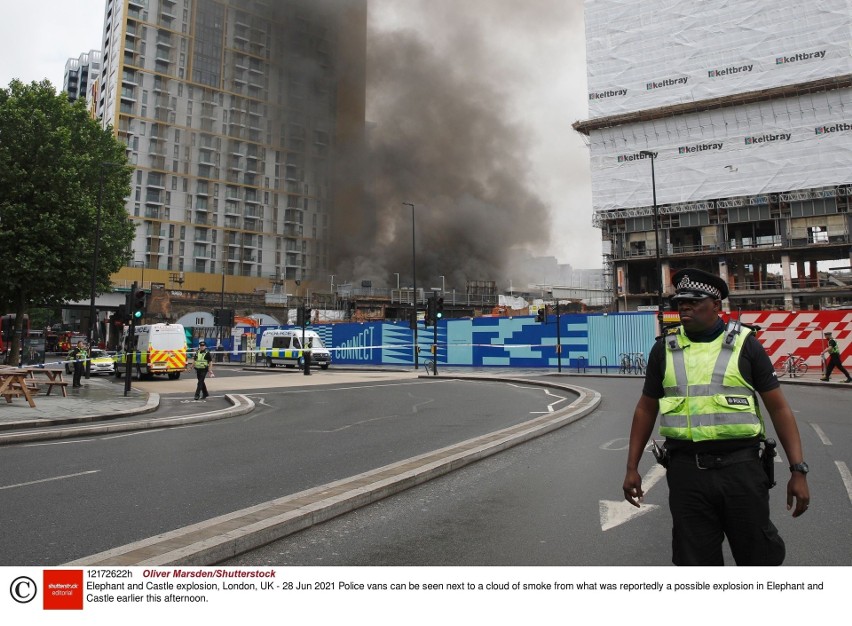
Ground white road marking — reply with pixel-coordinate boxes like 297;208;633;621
835;461;852;506
0;470;100;491
809;423;832;446
599;463;667;531
24;439;97;448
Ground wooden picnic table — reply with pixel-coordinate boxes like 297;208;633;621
0;367;39;408
24;367;69;397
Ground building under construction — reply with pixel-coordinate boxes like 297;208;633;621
574;0;852;311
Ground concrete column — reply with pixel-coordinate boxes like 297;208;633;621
661;260;671;295
719;260;730;313
781;255;794;311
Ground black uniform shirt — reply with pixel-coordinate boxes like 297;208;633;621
642;318;778;453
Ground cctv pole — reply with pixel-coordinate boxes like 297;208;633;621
404;202;418;369
556;301;562;373
123;282;136;396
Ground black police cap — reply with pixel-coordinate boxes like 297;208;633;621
670;268;729;301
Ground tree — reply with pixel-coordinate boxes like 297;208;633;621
0;80;134;364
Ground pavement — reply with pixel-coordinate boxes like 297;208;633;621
1;364;847;566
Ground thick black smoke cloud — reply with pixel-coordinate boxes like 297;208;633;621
331;0;583;292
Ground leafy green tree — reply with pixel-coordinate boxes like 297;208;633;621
0;80;134;364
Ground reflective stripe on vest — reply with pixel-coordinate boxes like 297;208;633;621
660;324;764;442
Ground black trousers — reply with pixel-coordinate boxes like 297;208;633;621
195;368;209;399
666;453;785;566
72;362;84;387
825;354;851;380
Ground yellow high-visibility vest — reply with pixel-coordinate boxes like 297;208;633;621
659;324;764;442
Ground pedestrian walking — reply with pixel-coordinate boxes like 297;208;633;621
622;267;810;566
194;340;213;400
68;341;88;388
819;331;851;383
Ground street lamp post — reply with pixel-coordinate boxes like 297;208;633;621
639;150;664;330
403;202;418;369
86;162;123;377
133;260;145;290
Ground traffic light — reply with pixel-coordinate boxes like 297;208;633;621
295;306;305;327
132;288;147;322
409;310;417;330
424;296;435;327
303;307;312;327
536;307;545;323
436;297;444;321
214;308;235;327
111;305;127;328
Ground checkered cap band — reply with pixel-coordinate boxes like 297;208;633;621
675;274;721;299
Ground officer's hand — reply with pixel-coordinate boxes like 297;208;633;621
623;469;644;508
787;473;810;518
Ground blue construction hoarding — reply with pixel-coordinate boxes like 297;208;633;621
252;312;657;370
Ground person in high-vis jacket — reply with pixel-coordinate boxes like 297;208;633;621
622;268;810;566
193;340;213;400
820;330;851;383
68;341;87;388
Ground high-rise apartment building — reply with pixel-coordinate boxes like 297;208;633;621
97;0;366;294
63;49;102;106
574;0;852;311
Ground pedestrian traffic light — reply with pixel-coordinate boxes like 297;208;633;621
536;307;545;323
436;297;444;321
132;289;147;322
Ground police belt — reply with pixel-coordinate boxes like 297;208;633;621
669;446;759;470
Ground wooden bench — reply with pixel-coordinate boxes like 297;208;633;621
25;368;68;397
0;370;38;407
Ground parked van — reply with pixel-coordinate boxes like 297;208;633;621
258;329;331;369
116;323;188;380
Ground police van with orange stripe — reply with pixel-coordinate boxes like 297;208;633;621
116;323;188;380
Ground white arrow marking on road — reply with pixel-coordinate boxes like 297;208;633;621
599;464;667;531
836;461;852;506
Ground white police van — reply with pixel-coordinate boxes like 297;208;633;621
258;329;331;369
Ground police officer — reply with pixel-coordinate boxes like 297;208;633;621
622;268;810;566
193;340;213;400
820;331;852;383
68;341;88;388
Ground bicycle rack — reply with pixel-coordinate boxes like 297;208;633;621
599;356;608;374
577;356;587;373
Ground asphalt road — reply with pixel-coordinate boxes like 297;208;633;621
0;375;574;565
223;377;852;567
